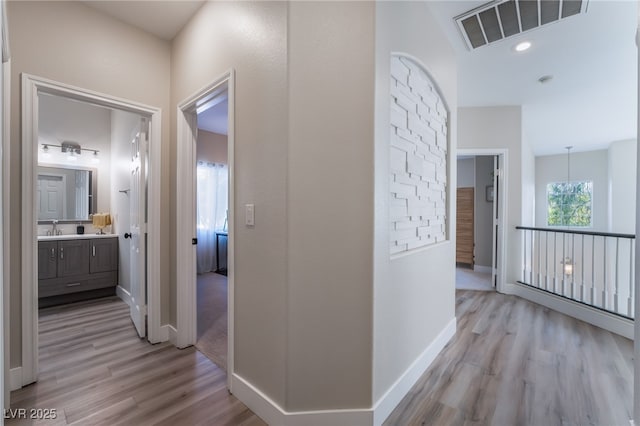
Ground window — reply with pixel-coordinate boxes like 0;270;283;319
546;181;593;227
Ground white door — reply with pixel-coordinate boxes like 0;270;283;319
491;156;499;288
37;174;66;220
129;118;148;338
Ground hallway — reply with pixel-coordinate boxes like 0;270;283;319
385;290;633;425
8;297;263;425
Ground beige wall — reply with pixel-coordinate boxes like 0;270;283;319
458;106;523;285
172;0;376;411
373;1;458;402
7;0;171;367
171;0;289;407
196;130;227;164
287;1;375;410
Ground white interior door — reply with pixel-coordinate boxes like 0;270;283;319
491;156;499;288
129;118;148;338
37;174;66;220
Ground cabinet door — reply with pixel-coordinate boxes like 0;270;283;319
90;238;118;273
38;241;58;280
58;240;90;277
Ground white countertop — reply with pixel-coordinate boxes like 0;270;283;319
37;234;118;241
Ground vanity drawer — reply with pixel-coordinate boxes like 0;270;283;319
39;272;117;298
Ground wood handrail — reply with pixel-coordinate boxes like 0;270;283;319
516;226;635;240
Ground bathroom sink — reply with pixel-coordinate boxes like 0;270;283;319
37;234;117;241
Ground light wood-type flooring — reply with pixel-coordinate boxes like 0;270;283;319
8;297;265;426
385;290;634;426
455;267;494;291
196;272;228;371
8;291;634;425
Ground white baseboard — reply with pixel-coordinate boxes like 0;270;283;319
505;282;634;339
115;285;131;307
9;367;21;391
372;317;457;426
231;317;457;426
232;374;372;426
473;265;492;273
165;324;178;346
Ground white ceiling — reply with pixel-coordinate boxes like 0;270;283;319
198;99;228;135
430;0;638;156
81;0;636;156
83;0;205;41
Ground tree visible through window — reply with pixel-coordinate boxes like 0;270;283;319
547;181;593;227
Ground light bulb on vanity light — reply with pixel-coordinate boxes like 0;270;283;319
91;150;100;164
41;144;52;160
67;150;77;162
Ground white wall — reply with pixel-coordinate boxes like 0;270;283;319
457;157;474;187
110;109;140;293
374;0;457;406
458;106;523;285
608;139;636;234
7;0;171;369
38;94;111;216
535;150;608;230
521;136;535;227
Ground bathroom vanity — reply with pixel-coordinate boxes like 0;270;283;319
37;234;118;307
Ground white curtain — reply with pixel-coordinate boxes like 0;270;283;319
196;161;228;273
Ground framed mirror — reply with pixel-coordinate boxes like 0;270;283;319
37;164;97;223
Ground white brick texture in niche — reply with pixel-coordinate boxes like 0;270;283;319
389;55;448;255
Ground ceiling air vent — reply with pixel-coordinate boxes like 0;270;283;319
455;0;589;50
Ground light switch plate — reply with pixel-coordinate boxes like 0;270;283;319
245;204;255;226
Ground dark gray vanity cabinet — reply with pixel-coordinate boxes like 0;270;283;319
90;238;118;273
58;240;90;277
38;236;118;307
38;241;58;280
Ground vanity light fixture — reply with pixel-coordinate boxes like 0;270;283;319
41;144;52;160
39;141;100;164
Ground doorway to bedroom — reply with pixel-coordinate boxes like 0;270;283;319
194;90;229;370
456;152;506;292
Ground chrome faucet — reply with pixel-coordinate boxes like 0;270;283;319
49;220;61;236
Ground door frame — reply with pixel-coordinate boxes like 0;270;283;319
20;74;163;385
457;149;508;293
176;69;235;389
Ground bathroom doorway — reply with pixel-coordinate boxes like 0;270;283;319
20;75;163;386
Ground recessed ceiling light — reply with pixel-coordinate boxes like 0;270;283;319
514;41;532;52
